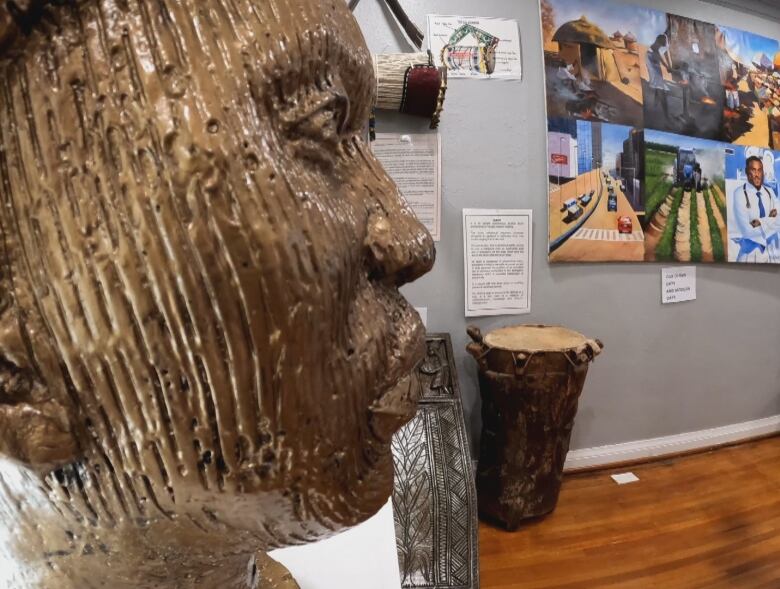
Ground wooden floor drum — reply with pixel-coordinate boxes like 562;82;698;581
467;325;603;530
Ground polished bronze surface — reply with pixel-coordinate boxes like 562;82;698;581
0;1;434;586
257;553;300;589
467;326;602;531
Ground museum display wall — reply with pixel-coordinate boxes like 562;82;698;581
354;0;780;455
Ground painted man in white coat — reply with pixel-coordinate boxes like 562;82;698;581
732;156;780;263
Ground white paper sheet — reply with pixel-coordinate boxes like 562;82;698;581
373;133;442;241
463;209;532;317
661;266;697;304
269;500;401;589
426;15;522;80
611;472;640;485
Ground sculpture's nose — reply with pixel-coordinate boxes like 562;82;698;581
362;151;436;286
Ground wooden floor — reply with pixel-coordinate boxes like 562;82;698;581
479;436;780;588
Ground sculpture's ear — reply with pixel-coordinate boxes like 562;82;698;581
0;307;79;473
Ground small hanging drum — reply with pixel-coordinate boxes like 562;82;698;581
372;52;447;128
467;324;603;530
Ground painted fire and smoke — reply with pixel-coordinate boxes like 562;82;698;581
543;0;780;264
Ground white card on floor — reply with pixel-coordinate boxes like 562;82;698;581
611;472;639;485
661;266;696;304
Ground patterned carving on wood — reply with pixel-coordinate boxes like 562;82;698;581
392;411;434;585
417;337;453;401
392;334;480;589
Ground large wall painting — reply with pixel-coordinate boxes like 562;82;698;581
542;0;780;264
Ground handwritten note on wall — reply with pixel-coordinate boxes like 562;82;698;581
662;267;696;304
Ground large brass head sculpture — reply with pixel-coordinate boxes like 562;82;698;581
0;1;434;586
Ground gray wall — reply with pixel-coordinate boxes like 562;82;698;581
354;0;780;454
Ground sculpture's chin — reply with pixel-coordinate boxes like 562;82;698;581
311;446;396;535
317;371;424;536
370;371;421;444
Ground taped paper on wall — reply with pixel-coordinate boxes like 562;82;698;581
373;133;442;241
662;266;696;304
463;209;533;317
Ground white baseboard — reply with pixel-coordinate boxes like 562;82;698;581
564;415;780;472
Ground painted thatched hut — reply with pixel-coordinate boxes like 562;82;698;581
553;16;628;84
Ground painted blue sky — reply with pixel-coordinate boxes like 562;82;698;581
719;26;779;66
548;0;666;46
646;130;727;178
646;130;727;153
602;123;633;171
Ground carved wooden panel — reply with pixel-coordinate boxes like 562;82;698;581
392;334;480;589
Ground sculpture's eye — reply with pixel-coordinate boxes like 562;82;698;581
281;89;352;167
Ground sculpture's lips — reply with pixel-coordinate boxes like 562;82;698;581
368;307;426;444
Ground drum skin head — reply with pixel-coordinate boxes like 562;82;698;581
484;325;592;353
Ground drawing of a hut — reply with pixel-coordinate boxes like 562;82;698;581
442;24;500;75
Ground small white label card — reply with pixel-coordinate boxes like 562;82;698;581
661;266;696;304
611;472;640;485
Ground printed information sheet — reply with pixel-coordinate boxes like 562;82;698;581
373;133;442;241
427;15;522;80
463;209;532;317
